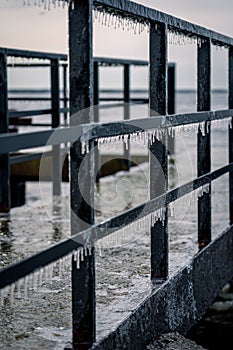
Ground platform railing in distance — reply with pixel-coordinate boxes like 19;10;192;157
0;52;10;212
0;48;68;207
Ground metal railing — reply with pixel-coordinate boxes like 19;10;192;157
6;54;175;191
0;0;233;349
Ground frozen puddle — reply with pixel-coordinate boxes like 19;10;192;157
35;327;72;350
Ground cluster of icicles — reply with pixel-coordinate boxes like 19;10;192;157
81;117;233;155
22;0;72;10
0;245;91;306
7;56;47;66
19;0;227;48
0;183;210;306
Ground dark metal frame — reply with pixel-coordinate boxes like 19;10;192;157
1;0;233;349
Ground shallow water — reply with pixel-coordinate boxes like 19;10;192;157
0;92;231;348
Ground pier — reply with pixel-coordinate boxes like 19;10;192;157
0;1;233;349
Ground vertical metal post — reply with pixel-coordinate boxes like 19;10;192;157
168;63;175;155
197;38;211;250
228;47;233;293
229;46;233;224
123;64;130;170
63;63;68;126
51;58;61;196
94;61;99;114
69;0;95;349
149;22;168;280
94;61;100;183
0;53;10;213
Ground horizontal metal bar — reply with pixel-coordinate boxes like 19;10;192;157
10;148;67;165
1;110;233;154
9;97;52;101
0;162;232;289
100;89;148;94
10;152;46;165
6;56;169;68
8;98;68;101
95;57;148;66
96;164;233;240
30;123;52;127
9;109;52;118
8;108;68;118
0;238;81;289
0;47;67;61
0;125;83;154
99;98;148;102
83;110;233;141
9;89;52;94
7;63;68;68
94;0;233;46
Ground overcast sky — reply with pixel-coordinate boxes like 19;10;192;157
0;0;231;89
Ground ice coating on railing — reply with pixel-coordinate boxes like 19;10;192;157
93;7;150;35
81;117;233;154
19;0;232;49
0;245;93;306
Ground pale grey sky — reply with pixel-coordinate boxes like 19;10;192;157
0;0;231;89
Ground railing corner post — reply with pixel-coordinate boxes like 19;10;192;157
149;22;169;281
69;0;96;348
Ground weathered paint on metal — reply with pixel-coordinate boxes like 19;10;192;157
94;0;233;46
149;22;168;280
69;0;96;348
197;38;211;249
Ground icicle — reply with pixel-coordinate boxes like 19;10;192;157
88;245;92;255
10;283;15;305
203;183;210;194
73;249;81;269
39;268;44;286
93;5;149;35
168;29;197;46
228;117;233;129
199;122;206;136
16;279;22;298
151;207;166;226
168;202;175;217
0;287;7;307
84;246;88;256
80;247;84;261
24;275;29;299
211;117;233;131
196;183;210;198
33;271;39;292
96;242;103;257
59;258;64;278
